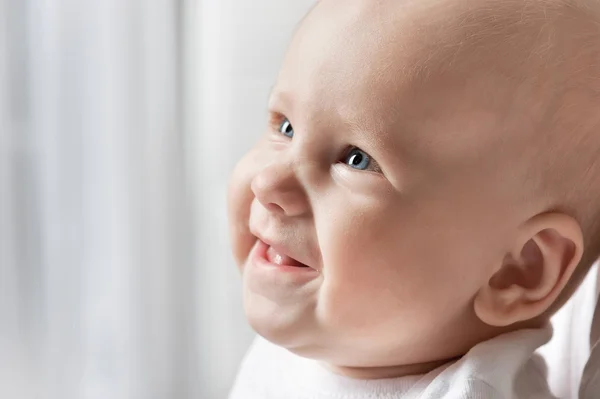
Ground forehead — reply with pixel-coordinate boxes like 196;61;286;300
272;0;517;161
275;1;415;125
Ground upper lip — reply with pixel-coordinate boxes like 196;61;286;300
251;229;318;271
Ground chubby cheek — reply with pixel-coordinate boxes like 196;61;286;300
316;206;406;329
316;203;474;339
227;149;261;268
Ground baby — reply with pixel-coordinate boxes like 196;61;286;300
227;0;600;397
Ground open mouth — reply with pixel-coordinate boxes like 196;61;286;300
247;239;319;290
266;245;310;268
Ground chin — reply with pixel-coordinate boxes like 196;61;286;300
243;288;317;349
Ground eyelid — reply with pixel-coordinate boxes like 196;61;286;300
342;146;383;174
269;112;294;136
265;113;385;175
364;159;383;174
368;159;383;174
268;112;286;128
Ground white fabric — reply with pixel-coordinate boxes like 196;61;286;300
230;326;554;399
537;263;599;398
579;268;600;398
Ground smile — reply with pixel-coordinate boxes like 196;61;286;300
266;244;310;268
249;239;320;278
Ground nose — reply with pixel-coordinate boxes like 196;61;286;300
250;159;310;217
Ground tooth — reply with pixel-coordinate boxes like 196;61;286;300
273;253;283;265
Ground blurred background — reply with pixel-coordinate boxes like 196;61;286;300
0;0;314;398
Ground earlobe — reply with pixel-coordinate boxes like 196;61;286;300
474;213;583;327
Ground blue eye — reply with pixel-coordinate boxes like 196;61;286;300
344;148;371;170
279;118;294;138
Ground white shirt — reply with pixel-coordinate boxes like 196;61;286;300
538;263;600;398
230;326;554;399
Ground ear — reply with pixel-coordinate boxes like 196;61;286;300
474;213;583;327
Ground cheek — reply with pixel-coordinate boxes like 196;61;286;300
316;202;484;335
227;150;261;267
315;205;414;329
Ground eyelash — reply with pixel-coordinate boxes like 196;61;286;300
269;113;286;129
268;113;383;174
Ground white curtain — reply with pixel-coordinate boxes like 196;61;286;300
0;1;314;398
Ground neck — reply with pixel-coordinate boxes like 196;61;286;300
323;356;460;380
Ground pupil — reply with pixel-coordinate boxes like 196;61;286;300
352;153;363;165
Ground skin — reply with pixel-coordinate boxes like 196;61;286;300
228;0;596;379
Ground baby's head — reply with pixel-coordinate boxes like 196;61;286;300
228;0;600;378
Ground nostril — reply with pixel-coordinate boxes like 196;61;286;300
265;202;285;214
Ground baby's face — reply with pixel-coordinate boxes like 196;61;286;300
229;0;540;372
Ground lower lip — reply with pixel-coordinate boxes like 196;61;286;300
246;240;319;283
